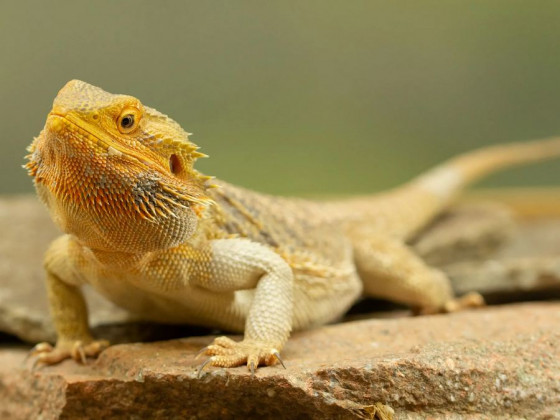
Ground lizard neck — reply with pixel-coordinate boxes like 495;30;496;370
83;213;225;269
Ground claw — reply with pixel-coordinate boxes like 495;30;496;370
249;361;256;375
25;342;54;370
23;343;50;365
197;356;215;378
271;350;286;369
194;345;209;360
22;353;32;366
72;341;87;364
31;356;43;372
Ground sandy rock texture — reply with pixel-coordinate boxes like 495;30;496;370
1;195;560;419
1;302;559;419
411;202;560;301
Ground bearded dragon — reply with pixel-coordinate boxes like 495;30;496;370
25;80;560;372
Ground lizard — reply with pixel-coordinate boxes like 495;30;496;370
24;79;560;372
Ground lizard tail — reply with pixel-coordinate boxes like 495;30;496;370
398;136;560;237
342;136;560;239
411;136;560;199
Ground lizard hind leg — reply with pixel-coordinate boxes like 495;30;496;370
354;236;484;314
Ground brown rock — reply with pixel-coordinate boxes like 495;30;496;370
1;302;559;419
1;196;560;344
437;219;560;300
2;195;560;418
0;196;57;342
412;201;516;266
412;203;560;301
446;256;560;300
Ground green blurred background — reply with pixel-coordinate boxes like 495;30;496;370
2;1;560;196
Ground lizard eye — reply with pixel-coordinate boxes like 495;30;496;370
117;107;141;134
121;115;134;128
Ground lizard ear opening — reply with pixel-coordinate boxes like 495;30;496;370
169;154;181;175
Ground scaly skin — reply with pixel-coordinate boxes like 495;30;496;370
25;80;560;371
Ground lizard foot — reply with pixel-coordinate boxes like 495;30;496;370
197;336;285;375
443;291;485;313
28;339;110;367
417;291;485;315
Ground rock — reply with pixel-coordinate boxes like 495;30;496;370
432;217;560;300
1;302;558;419
412;201;516;266
446;256;560;301
1;196;560;344
0;196;57;342
412;202;560;301
2;195;560;418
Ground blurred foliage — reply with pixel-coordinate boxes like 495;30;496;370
2;1;560;195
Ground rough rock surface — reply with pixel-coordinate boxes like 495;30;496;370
1;196;560;344
1;302;559;419
1;195;560;418
411;202;560;301
411;201;517;266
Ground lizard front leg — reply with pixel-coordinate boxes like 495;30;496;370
31;236;108;365
193;239;294;373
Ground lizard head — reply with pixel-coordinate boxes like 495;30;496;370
26;80;213;253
